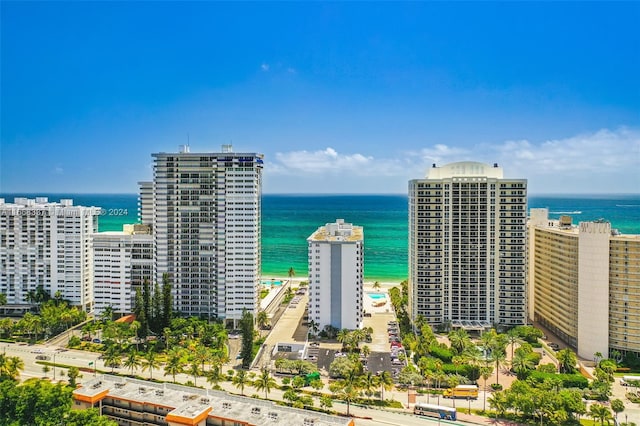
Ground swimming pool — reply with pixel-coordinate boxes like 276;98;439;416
261;280;283;286
366;292;387;300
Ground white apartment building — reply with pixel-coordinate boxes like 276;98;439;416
93;224;153;316
408;162;527;329
307;219;364;331
529;209;640;359
147;145;263;325
0;197;100;312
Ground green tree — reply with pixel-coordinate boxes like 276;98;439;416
123;349;141;376
480;366;493;412
253;368;276;399
64;408;119;426
448;328;472;354
141;349;160;380
611;399;625;421
161;273;173;330
288;267;295;278
589;403;613;425
556;348;577;374
232;369;252;396
256;310;269;330
66;366;81;387
239;310;255;369
187;362;201;386
320;394;333;409
164;349;184;383
379;370;394;401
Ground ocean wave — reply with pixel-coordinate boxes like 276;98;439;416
550;211;582;214
616;204;640;207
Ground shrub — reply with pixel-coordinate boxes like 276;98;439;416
429;344;453;362
491;383;503;391
527;371;589;389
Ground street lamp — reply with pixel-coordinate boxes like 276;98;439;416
53;352;57;381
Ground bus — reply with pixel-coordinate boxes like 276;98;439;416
414;403;457;420
443;384;479;399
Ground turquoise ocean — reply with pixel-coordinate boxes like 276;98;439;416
2;193;639;282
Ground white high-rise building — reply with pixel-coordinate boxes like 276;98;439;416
148;145;263;325
93;224;154;316
0;197;100;312
408;162;527;329
307;219;364;331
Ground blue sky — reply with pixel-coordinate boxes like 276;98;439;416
1;2;639;194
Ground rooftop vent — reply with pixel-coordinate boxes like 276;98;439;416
304;418;316;426
138;387;147;394
268;412;278;421
91;381;102;389
114;383;125;389
155;390;164;397
222;402;232;410
199;398;210;405
251;407;261;415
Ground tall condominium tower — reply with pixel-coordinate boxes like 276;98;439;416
147;145;263;325
529;209;640;359
93;224;154;316
0;197;100;312
307;219;364;331
408;162;527;329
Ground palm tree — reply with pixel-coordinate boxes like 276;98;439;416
490;347;507;385
448;375;460;409
556;348;578;374
2;356;24;380
253;368;276;399
232;369;251;396
506;328;520;360
511;352;534;378
448;328;471;355
187;362;201;386
205;366;223;389
130;320;141;351
123;349;141;375
480;366;493;412
379;370;394;401
256;310;269;330
590;403;613;425
193;345;211;372
373;281;381;292
288;267;295;278
103;348;122;373
164;349;184;383
361;371;379;399
337;328;350;348
141;350;160;380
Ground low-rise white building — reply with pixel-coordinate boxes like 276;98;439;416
93;224;153;315
307;219;364;331
0;197;100;312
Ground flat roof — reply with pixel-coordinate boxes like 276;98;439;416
74;375;353;426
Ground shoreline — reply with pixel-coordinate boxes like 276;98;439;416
260;276;404;288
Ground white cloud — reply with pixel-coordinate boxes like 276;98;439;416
265;128;640;193
261;63;270;72
53;165;64;175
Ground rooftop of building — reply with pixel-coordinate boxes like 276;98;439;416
74;375;353;426
529;208;639;238
308;219;363;242
0;197;98;209
424;161;505;180
93;224;152;237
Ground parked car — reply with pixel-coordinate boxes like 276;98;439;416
35;355;50;361
92;338;101;344
548;342;560;350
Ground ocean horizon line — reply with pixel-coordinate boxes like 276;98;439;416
2;192;639;197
